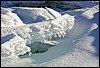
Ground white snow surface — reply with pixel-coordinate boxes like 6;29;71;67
1;1;99;67
81;5;99;19
1;7;24;27
1;33;31;58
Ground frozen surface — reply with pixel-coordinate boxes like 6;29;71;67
1;1;99;67
1;33;31;58
25;14;75;45
16;7;55;23
1;7;24;27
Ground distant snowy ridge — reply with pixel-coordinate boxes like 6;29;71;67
1;1;99;8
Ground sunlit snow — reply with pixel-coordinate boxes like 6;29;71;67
1;1;99;67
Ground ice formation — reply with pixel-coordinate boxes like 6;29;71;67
1;6;75;60
1;33;31;58
1;1;99;67
26;14;75;45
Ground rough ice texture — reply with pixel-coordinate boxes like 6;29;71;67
25;14;75;45
1;33;31;58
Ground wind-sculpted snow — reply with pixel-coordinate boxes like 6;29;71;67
1;1;99;67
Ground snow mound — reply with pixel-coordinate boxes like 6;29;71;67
1;25;32;39
1;7;12;14
81;5;99;19
1;33;31;58
1;7;24;27
16;7;61;23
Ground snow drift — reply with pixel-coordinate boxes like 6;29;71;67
1;33;31;58
1;1;99;67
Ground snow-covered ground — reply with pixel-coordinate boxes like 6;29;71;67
1;1;99;67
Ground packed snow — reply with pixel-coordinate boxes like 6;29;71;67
1;1;99;67
1;7;24;27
